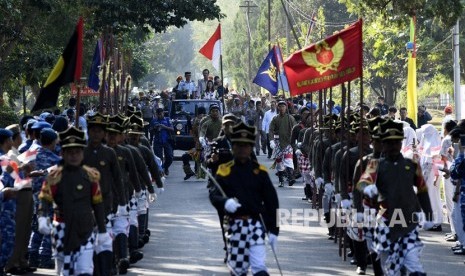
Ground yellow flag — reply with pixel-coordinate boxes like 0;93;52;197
407;17;418;126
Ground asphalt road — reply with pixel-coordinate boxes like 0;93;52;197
34;154;465;275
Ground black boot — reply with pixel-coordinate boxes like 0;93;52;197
286;167;296;186
114;234;130;274
278;171;285;187
128;226;143;264
183;165;196;180
138;214;147;248
97;250;114;276
370;253;383;276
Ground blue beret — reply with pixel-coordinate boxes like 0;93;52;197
306;102;317;110
26;119;38;130
0;128;13;138
39;112;51;121
40;128;58;140
31;121;52;131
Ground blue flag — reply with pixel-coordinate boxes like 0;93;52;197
253;46;279;95
88;39;102;91
274;45;289;94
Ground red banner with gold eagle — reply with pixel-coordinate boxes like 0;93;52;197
283;19;362;96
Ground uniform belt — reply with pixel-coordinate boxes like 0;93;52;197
230;214;257;220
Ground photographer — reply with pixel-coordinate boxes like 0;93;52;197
151;108;174;176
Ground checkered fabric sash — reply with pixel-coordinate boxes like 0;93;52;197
298;154;310;174
52;222;96;276
226;218;266;276
374;226;423;275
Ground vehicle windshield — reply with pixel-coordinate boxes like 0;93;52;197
171;101;222;119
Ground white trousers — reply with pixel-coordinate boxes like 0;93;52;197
452;195;465;245
55;240;94;276
443;176;456;233
379;246;425;276
425;171;443;224
249;245;267;275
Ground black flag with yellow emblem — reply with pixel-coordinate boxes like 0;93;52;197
253;46;279;95
31;18;83;112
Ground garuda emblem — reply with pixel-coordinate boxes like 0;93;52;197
260;58;277;82
302;38;344;75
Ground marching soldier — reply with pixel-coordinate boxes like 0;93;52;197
352;116;386;276
205;113;239;262
106;115;143;274
269;100;297;187
37;126;110;275
126;115;163;247
339;119;372;275
365;119;433;275
209;121;279;276
83;112;127;276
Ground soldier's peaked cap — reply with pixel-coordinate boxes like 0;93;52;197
231;121;256;145
127;115;145;135
222;114;238;124
126;106;143;118
277;100;287;106
367;116;387;139
86;112;108;127
59;126;86;148
107;114;127;133
379;119;404;141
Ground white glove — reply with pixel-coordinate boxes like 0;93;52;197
295;149;302;156
199;137;207;148
363;184;378;198
270;140;276;149
297;142;302;149
324;183;334;195
95;232;113;254
38;216;52;235
116;205;129;217
268;233;278;251
315;177;324;188
333;193;341;204
137;194;148;214
161;176;166;185
341;199;352;209
415;211;435;230
224;198;242;213
156;187;165;195
149;193;157;202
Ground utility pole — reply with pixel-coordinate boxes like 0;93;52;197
453;21;462;120
268;0;271;50
240;0;257;93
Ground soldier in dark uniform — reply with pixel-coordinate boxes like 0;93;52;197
339;119;373;275
106;115;143;274
210;121;279;276
119;117;152;263
83;112;127;276
205;113;238;262
126;115;163;247
37;126;109;275
365;119;433;275
352;116;386;276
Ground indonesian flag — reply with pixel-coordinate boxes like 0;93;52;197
199;24;221;71
17;148;38;164
283;19;363;96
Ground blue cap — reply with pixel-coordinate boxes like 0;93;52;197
39;112;51;121
40;128;58;141
26;119;38;130
31;121;52;131
306;102;317;110
0;128;13;138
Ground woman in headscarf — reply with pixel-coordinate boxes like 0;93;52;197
416;124;443;231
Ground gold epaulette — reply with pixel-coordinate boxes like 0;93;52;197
83;165;101;182
46;166;63;186
216;160;234;177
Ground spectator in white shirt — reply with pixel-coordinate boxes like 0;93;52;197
262;99;277;158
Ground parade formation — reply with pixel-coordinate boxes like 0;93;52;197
2;1;465;276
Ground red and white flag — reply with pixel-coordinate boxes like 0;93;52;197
199;24;221;71
17;148;38;164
